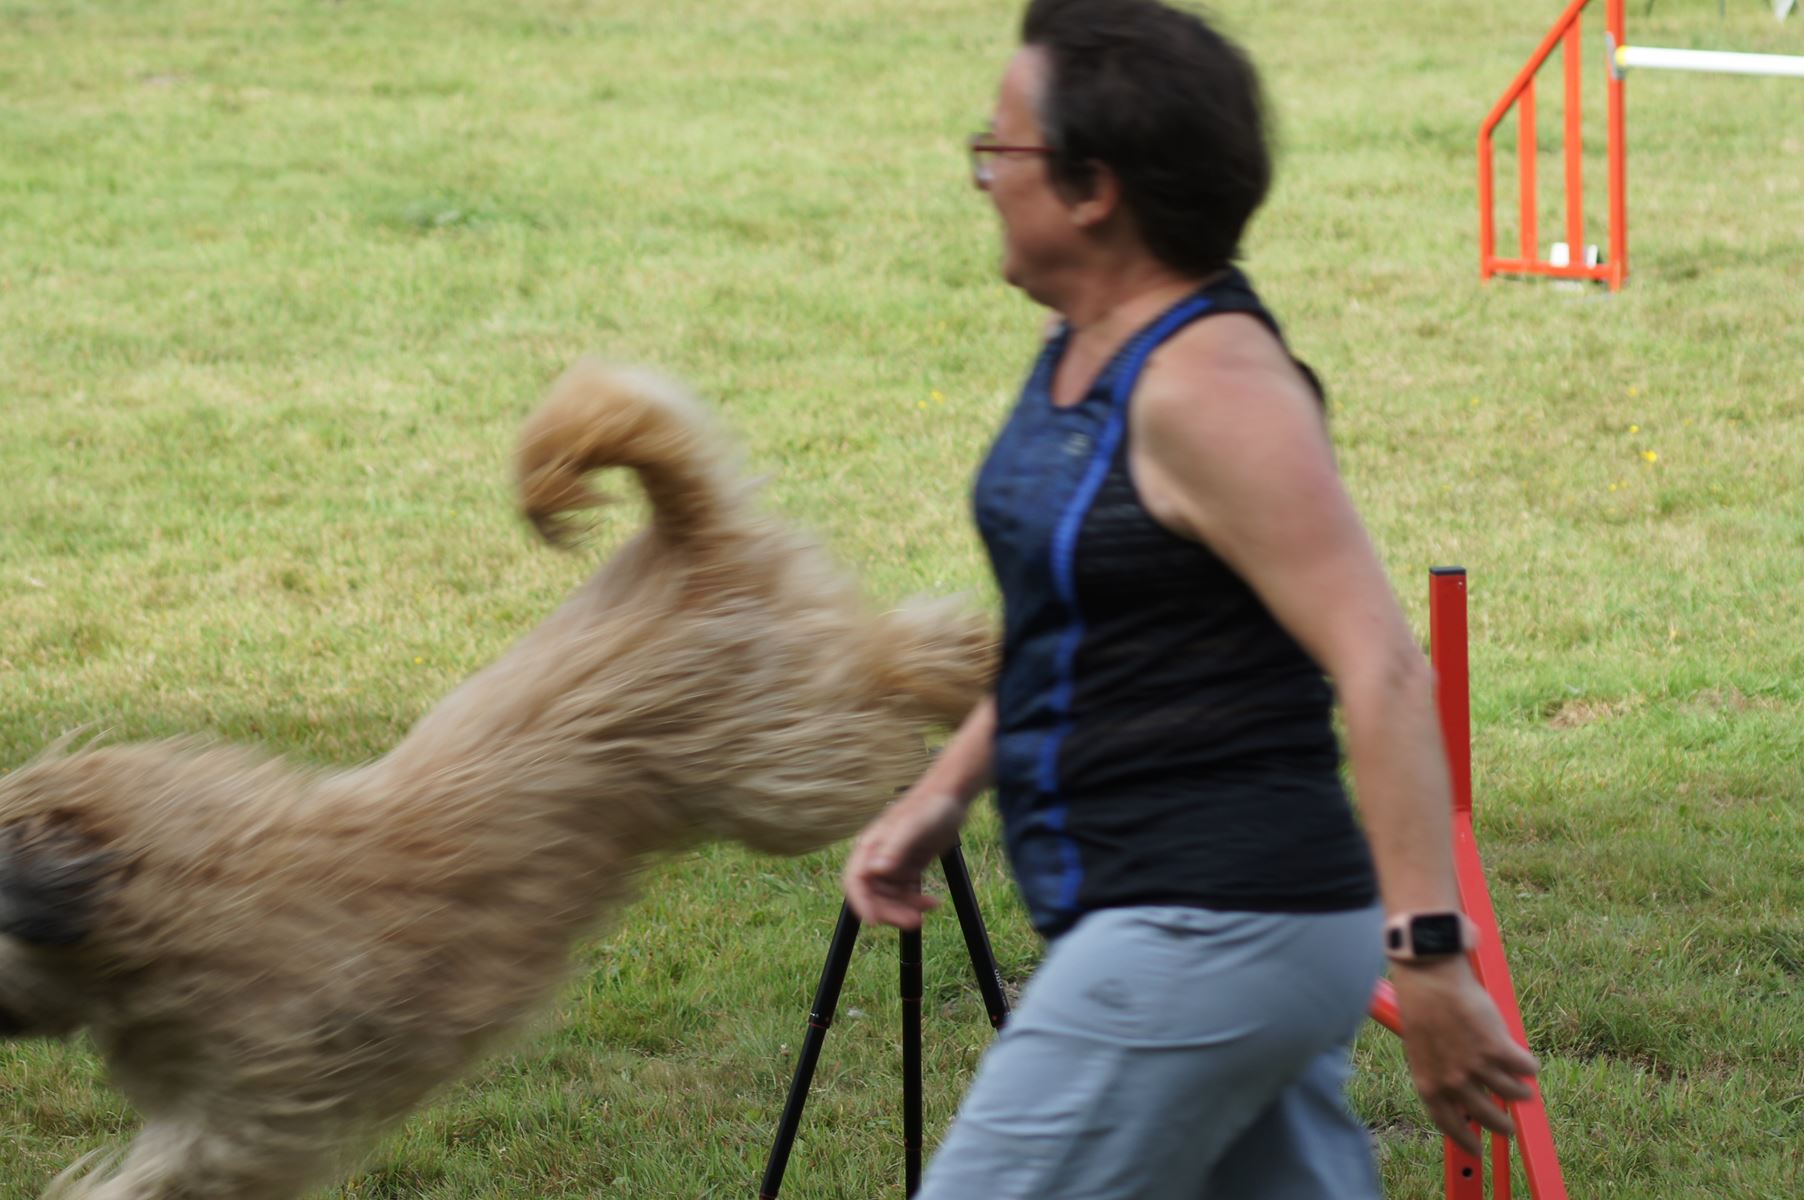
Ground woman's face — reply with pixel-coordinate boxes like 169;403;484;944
982;48;1081;298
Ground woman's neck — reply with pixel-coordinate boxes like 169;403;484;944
1053;264;1215;355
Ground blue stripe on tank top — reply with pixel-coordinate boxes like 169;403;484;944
1033;294;1215;913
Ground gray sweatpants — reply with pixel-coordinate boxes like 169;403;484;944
916;904;1385;1200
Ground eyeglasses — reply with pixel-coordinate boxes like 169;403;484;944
967;131;1052;187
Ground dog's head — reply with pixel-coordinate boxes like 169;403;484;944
0;807;129;945
0;743;226;1040
0;801;130;1039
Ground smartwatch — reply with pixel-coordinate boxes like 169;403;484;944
1384;911;1478;963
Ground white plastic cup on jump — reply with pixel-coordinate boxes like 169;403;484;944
1550;242;1601;269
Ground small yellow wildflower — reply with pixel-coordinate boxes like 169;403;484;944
1468;397;1480;407
1608;483;1618;492
931;389;945;403
1628;424;1639;434
1627;386;1640;398
1641;450;1658;463
414;656;424;664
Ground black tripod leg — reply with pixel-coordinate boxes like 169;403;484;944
939;843;1011;1030
759;901;862;1199
900;926;923;1197
891;845;1010;1197
762;841;1007;1198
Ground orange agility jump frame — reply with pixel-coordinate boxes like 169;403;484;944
1480;0;1804;290
1478;0;1627;289
1367;569;1568;1199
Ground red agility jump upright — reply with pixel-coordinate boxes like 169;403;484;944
1367;569;1568;1199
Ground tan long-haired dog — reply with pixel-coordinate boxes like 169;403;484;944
0;360;994;1200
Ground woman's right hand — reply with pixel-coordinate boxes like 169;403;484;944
1392;957;1540;1156
842;787;971;929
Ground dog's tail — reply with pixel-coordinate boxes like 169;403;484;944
515;359;751;547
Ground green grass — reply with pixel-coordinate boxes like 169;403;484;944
2;1;1801;1196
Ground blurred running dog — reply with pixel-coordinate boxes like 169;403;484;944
0;360;994;1200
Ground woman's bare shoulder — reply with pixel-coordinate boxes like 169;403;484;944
1137;313;1317;428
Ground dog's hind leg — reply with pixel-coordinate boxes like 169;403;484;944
42;1119;332;1200
868;599;998;725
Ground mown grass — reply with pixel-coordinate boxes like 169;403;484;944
2;1;1800;1196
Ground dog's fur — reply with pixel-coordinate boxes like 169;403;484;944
0;361;994;1200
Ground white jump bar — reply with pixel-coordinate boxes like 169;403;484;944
1615;43;1804;78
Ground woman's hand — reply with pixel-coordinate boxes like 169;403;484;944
844;696;996;928
842;787;971;929
1392;958;1541;1156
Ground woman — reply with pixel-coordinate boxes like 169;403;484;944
842;1;1538;1196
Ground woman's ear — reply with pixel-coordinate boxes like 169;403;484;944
1064;161;1122;231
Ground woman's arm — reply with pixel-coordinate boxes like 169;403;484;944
1129;314;1538;1155
842;696;997;929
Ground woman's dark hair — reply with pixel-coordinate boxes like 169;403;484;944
1021;0;1270;274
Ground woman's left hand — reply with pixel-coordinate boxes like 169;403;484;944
1391;958;1541;1157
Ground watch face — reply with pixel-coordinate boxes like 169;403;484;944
1411;913;1465;957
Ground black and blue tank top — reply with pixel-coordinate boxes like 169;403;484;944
973;269;1377;938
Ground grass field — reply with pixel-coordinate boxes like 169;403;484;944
2;1;1801;1196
